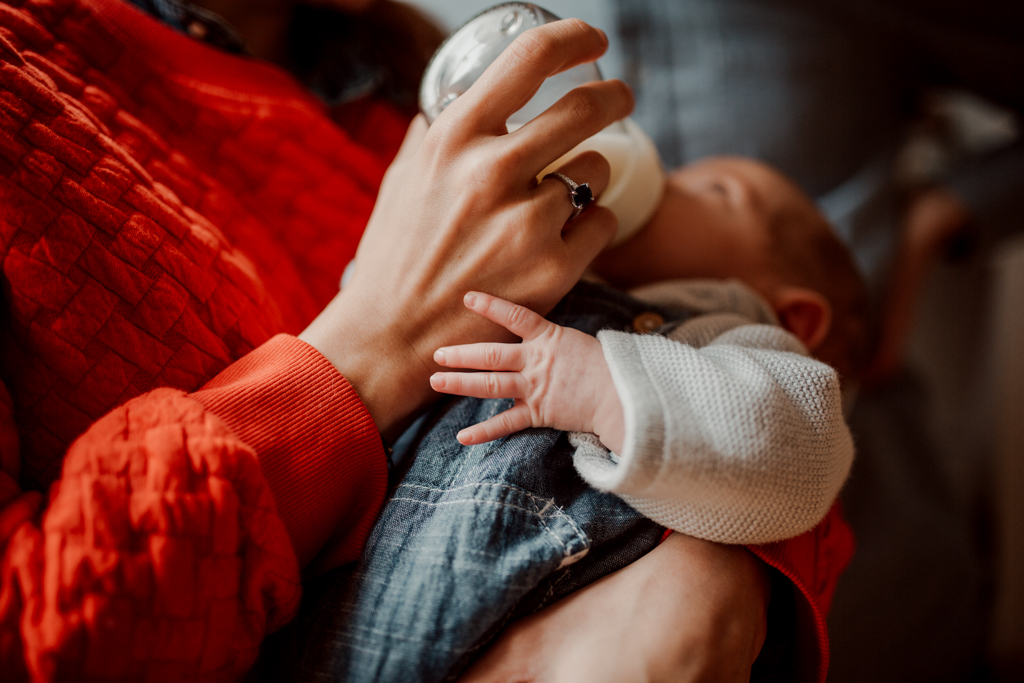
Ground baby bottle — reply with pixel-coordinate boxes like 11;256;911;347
419;2;665;246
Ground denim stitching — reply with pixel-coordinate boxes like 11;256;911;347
534;567;573;612
388;496;577;557
394;482;590;557
442;569;540;674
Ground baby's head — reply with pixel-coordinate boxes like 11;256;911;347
592;156;868;384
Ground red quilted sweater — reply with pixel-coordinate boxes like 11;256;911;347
0;0;853;680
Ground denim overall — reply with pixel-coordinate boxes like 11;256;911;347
291;282;692;682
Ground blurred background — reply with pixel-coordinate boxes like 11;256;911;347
410;1;1022;680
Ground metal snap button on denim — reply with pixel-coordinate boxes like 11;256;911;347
632;312;664;333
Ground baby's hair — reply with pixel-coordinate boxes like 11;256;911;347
767;200;869;386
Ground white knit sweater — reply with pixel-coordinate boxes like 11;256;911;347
571;279;854;545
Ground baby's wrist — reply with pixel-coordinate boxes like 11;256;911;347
586;345;625;453
592;392;625;454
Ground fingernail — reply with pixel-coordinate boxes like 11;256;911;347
430;373;446;389
464;292;477;307
457;430;473;445
434;349;447;364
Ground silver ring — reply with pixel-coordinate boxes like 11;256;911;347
544;172;594;220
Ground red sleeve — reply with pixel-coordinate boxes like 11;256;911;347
191;333;389;570
747;502;856;683
0;335;388;681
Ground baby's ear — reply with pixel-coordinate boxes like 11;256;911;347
772;287;832;352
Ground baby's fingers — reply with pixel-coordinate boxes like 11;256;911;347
464;292;552;341
430;371;528;400
457;404;533;445
434;343;525;371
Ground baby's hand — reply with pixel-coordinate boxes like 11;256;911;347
431;292;624;450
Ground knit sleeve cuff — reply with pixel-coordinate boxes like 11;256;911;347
191;334;388;570
574;329;674;494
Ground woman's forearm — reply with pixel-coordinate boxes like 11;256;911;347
460;531;770;683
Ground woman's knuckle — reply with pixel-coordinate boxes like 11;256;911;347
518;197;544;228
552;18;593;48
422;118;459;158
485;374;501;396
497;137;527;167
507;202;539;243
465;147;520;195
573;149;608;172
460;152;494;184
568;88;602;126
509;29;556;69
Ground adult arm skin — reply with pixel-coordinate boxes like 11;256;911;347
299;19;630;440
295;21;771;681
460;532;771;683
299;18;773;683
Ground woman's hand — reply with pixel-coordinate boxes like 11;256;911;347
299;19;634;438
459;532;771;683
429;291;626;451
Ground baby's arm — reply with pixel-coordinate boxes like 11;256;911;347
576;314;853;544
432;292;853;546
430;292;627;451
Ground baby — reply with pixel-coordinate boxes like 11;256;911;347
297;156;868;683
428;155;867;543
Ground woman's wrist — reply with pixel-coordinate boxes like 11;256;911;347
459;531;771;683
297;19;635;440
656;533;772;669
298;290;436;440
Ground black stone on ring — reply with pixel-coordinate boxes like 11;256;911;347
544;172;593;219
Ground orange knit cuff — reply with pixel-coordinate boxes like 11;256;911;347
192;334;388;569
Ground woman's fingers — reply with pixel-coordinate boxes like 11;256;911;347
533;149;611;227
394;114;428;163
509;79;634;172
308;24;622;438
561;205;618;266
535;150;618;261
430;371;528;400
463;292;552;341
457;404;534;445
454;19;611;136
434;343;525;372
